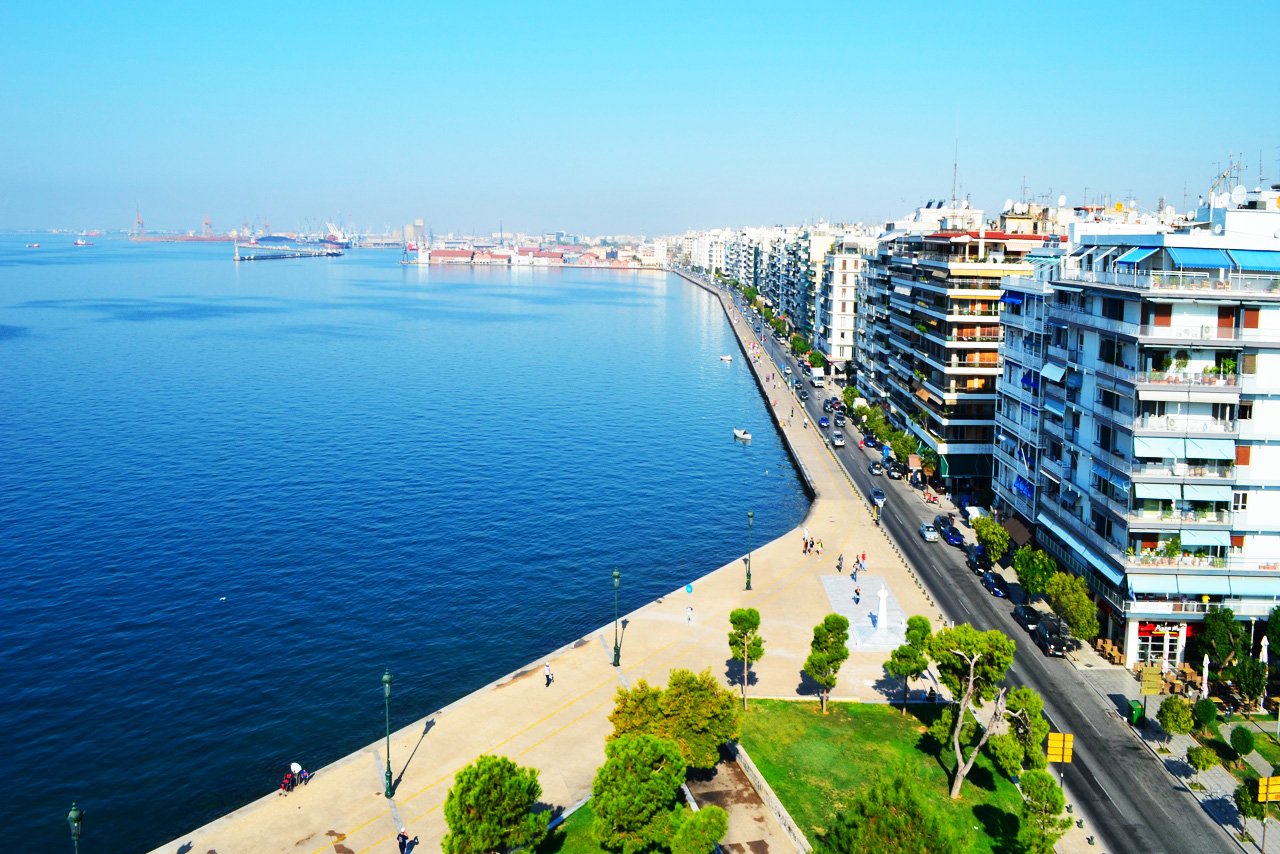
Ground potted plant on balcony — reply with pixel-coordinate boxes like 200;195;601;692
1175;350;1189;372
1161;535;1181;561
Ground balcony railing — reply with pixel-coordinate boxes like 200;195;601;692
1059;266;1280;294
1127;508;1232;526
1135;370;1239;388
1048;305;1141;337
1132;414;1238;434
1129;460;1234;478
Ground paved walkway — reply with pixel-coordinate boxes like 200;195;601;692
153;277;939;853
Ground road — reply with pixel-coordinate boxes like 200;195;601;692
742;306;1232;854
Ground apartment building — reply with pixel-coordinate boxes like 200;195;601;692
818;229;878;374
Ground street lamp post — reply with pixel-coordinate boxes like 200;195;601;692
612;569;622;667
382;669;394;799
67;803;82;854
746;510;754;591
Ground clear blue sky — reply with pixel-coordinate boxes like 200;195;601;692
2;1;1276;235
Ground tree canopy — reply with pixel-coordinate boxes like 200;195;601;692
608;668;739;770
670;806;728;854
822;769;962;854
1231;725;1256;763
808;351;826;368
728;608;765;709
1156;695;1193;744
1017;769;1071;854
442;754;548;854
1044;572;1100;643
591;734;687;853
1189;607;1245;679
885;616;931;715
1235;656;1267;708
1012;546;1057;599
803;613;851;714
971;517;1009;564
985;685;1050;778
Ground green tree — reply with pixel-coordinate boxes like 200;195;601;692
1187;744;1219;785
761;305;774;321
770;316;787;335
1156;695;1193;746
442;754;548;854
889;431;916;468
608;668;739;770
886;644;928;714
984;685;1050;779
1044;572;1101;643
1231;725;1257;765
1190;607;1245;677
822;769;962;853
790;334;809;356
1235;657;1267;709
1017;769;1072;854
670;806;728;854
1192;697;1219;733
1268;605;1280;663
842;386;860;410
742;286;758;304
803;614;851;714
809;351;826;368
926;624;1016;798
591;734;687;853
1235;781;1266;824
985;733;1025;780
971;517;1009;564
919;447;938;475
1012;546;1058;599
906;615;932;650
728;608;765;710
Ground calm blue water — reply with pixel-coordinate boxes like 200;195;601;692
0;237;806;852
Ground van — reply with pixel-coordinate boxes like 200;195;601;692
810;368;825;388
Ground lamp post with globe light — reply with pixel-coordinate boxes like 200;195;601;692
67;803;83;854
612;569;622;667
382;670;394;798
746;510;755;590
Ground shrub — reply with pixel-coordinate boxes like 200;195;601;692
1231;725;1256;763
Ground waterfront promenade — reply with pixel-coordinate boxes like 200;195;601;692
153;278;938;853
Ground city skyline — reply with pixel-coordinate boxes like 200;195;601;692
2;1;1277;234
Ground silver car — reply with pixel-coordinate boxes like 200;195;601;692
918;523;939;543
831;431;846;447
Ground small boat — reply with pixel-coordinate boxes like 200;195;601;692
73;239;93;246
25;243;39;248
720;355;733;362
733;428;752;442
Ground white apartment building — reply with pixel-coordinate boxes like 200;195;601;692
818;229;878;373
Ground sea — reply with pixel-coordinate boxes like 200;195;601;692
0;236;807;852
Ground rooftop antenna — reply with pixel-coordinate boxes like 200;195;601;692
951;137;959;209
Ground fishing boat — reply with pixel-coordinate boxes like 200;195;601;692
733;428;752;442
720;355;733;362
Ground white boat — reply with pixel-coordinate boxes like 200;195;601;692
720;355;733;362
733;428;752;441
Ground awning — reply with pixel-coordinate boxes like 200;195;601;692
1228;250;1280;273
1091;462;1111;481
1092;247;1119;265
1043;398;1066;417
1065;370;1083;389
1138;389;1191;402
1001;515;1032;547
1229;576;1280;597
1036;512;1125;586
1133;436;1187;458
1129;574;1181;595
1000;292;1024;305
1014;475;1035;499
1180;529;1231;547
1167;247;1233;269
893;284;913;296
1135;483;1182;500
1050;284;1084;293
1175;574;1231;595
1041;362;1067;383
1115;247;1158;266
1182;483;1232;502
1184;438;1234;460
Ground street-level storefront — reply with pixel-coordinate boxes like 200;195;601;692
1126;620;1191;669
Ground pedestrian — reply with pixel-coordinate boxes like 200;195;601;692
816;539;823;556
686;606;693;623
854;586;861;605
397;828;410;854
837;553;844;572
802;538;808;555
544;662;553;687
790;407;794;418
803;417;808;429
405;837;420;854
279;774;290;796
299;768;311;785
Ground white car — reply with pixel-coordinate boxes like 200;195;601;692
831;431;846;447
784;366;792;376
918;523;939;543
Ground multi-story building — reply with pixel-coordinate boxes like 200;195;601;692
818;229;878;376
1028;185;1280;667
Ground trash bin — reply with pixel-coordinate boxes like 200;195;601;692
1128;699;1145;725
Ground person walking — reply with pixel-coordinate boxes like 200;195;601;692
544;662;554;687
854;586;861;605
837;553;844;573
816;539;823;557
686;606;693;623
397;829;410;854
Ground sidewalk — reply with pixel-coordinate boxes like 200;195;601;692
153;278;937;854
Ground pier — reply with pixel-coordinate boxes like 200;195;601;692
233;243;344;261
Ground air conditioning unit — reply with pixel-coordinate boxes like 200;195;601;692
1202;325;1213;338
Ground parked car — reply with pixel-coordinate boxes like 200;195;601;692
937;523;965;547
965;543;992;575
885;463;903;480
784;366;792;375
1012;604;1041;632
818;416;830;429
832;431;846;447
870;488;887;506
982;570;1009;598
1034;616;1070;656
862;436;879;449
868;461;884;476
918;523;939;542
834;413;846;428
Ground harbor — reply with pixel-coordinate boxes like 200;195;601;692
233;242;344;261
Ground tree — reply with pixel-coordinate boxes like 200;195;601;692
925;624;1016;798
1235;781;1266;825
1187;744;1219;785
1190;607;1245;677
919;447;938;476
889;432;915;468
809;351;826;368
803;614;850;714
1044;572;1100;643
1012;546;1057;599
742;286;759;304
1235;657;1267;709
886;644;928;715
1156;695;1193;746
1268;605;1280;664
670;806;728;854
1192;697;1219;733
1018;769;1072;854
790;334;809;356
971;517;1009;564
442;755;548;854
728;608;765;709
591;734;687;853
608;668;739;770
842;386;860;410
822;769;962;853
1231;725;1257;765
984;685;1050;779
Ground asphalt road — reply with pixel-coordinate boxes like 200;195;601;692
744;315;1232;854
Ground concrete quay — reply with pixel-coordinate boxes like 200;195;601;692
152;277;936;853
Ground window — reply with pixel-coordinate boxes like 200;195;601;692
1153;304;1172;327
1240;402;1253;420
1242;353;1258;374
1236;444;1251;466
1233;491;1249;512
1244;308;1260;329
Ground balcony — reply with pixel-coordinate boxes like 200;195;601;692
1132;413;1237;434
1058;266;1280;295
1127;507;1233;528
1129;460;1234;479
1048;305;1140;338
1138;324;1249;345
1135;370;1240;390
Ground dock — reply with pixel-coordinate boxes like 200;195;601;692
233;243;344;261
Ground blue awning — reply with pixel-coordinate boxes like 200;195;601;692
1108;471;1130;491
1115;247;1158;266
1167;247;1233;269
1129;574;1180;594
1000;292;1024;304
1065;370;1083;389
1091;462;1111;481
1184;438;1235;460
1036;512;1125;586
1228;250;1280;273
1177;574;1232;595
1133;436;1186;458
1135;483;1182;500
1043;399;1066;417
1041;362;1066;383
1182;483;1232;502
1179;529;1231;547
1014;475;1035;499
1229;576;1280;597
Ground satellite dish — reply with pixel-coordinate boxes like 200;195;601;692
1057;194;1067;207
960;199;970;209
1163;205;1176;217
1215;192;1230;208
1231;185;1247;205
1002;199;1014;213
1015;202;1028;214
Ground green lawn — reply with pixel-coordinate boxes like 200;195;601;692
739;699;1024;852
537;802;601;854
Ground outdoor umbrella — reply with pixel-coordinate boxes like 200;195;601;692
1202;653;1210;701
290;762;302;775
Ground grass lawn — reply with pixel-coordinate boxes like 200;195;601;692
537;802;600;854
739;699;1024;852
